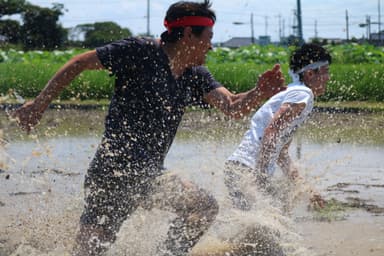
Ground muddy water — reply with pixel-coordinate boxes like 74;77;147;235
0;108;384;255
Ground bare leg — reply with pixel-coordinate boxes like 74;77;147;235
149;174;219;256
224;161;271;211
72;224;115;256
74;173;143;256
224;167;252;211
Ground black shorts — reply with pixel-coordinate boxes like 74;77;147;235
79;143;161;235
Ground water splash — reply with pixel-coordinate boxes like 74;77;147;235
1;109;383;255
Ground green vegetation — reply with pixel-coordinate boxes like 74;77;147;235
324;64;384;101
1;43;384;103
209;43;384;64
0;62;113;100
0;1;67;50
206;62;275;93
0;48;84;63
325;43;384;64
311;198;350;222
207;44;290;64
78;22;132;48
0;1;132;50
315;101;384;112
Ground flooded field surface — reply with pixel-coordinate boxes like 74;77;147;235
0;108;383;256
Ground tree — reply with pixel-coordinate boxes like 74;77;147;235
76;21;132;48
0;19;21;43
21;3;67;50
1;1;67;49
0;0;26;44
0;0;26;17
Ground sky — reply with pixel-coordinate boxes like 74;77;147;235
24;0;383;43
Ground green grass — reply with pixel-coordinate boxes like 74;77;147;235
0;62;113;100
315;101;384;112
206;62;277;93
322;64;384;101
311;198;351;222
207;62;384;102
2;45;384;102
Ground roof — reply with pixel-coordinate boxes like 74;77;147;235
219;37;255;48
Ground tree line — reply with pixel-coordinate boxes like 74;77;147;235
0;0;132;50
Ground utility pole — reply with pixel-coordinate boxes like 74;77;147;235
359;2;384;44
291;10;298;36
379;0;382;43
277;14;282;41
265;16;269;36
251;13;255;43
345;10;349;41
297;0;303;41
359;15;371;40
233;13;255;44
146;0;150;36
359;15;384;42
314;20;318;39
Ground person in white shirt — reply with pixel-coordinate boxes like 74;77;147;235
225;43;331;211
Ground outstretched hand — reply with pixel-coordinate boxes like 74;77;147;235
257;64;286;99
9;101;43;133
289;171;326;210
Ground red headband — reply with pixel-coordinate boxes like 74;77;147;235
164;16;214;33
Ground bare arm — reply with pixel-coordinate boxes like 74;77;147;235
11;50;103;132
204;64;285;119
277;127;326;209
277;140;300;181
256;102;305;174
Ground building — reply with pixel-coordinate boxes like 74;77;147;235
308;37;344;44
218;36;271;48
218;37;254;48
369;31;384;45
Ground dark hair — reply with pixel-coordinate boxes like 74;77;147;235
161;0;216;44
289;43;332;76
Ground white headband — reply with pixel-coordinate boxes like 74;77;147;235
288;61;329;83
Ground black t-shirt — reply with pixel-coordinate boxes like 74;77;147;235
95;37;221;172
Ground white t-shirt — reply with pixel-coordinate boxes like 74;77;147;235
227;82;314;175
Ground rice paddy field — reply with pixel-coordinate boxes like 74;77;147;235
1;43;384;256
0;109;383;256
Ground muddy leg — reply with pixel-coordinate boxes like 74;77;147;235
72;224;116;256
150;174;219;256
234;225;286;256
73;173;142;256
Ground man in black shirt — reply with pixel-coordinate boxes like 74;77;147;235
12;1;285;255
